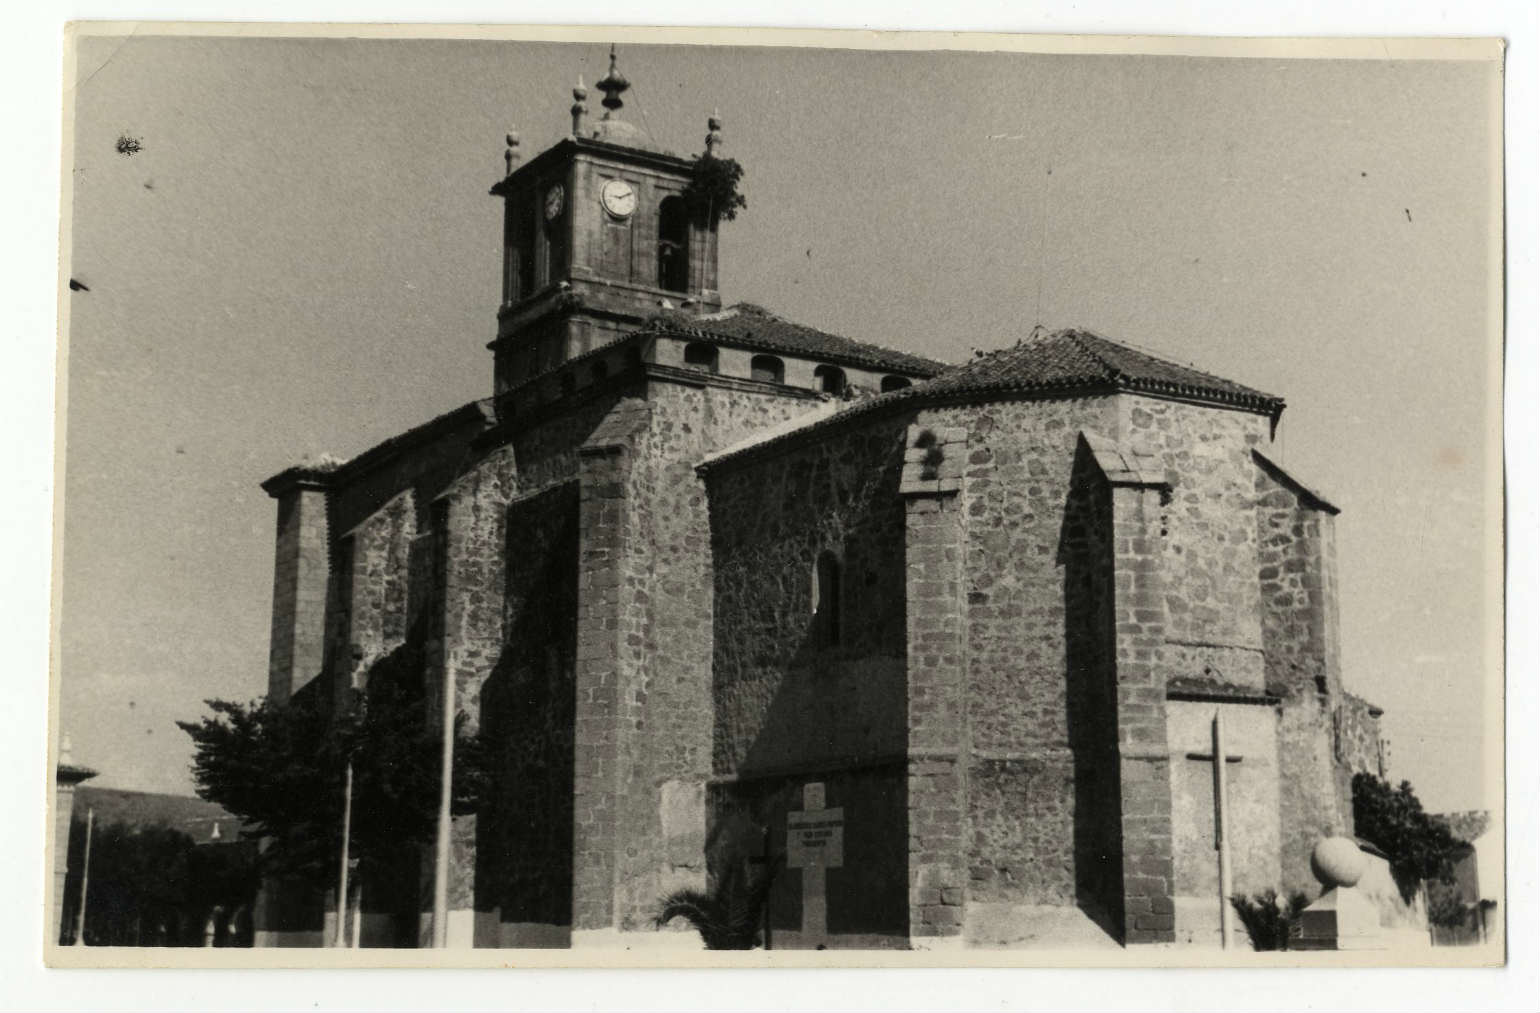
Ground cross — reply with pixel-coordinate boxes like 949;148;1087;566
786;782;844;948
1185;713;1243;947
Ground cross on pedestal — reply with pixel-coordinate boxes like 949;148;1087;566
786;782;844;948
1185;712;1243;948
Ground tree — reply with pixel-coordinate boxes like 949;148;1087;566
1351;773;1466;904
177;653;490;886
61;817;259;946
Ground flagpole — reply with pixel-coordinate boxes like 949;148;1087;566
431;666;455;947
334;759;353;948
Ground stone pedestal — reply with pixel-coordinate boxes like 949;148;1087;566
1292;886;1384;950
1291;835;1385;950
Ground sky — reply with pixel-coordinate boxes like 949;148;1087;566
56;33;1501;813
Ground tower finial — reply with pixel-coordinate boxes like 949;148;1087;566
596;44;630;118
705;108;723;158
571;75;589;136
504;127;520;176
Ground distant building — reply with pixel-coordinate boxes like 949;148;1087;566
57;786;257;947
256;52;1384;949
1431;810;1501;945
52;735;96;945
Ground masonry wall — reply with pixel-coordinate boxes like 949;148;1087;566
1165;699;1282;945
907;398;1119;927
572;378;820;935
1119;397;1271;692
704;409;911;943
267;486;330;702
1254;455;1354;894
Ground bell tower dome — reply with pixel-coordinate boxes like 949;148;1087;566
488;47;723;396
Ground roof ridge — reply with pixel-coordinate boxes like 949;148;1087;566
1073;328;1252;389
1062;329;1125;382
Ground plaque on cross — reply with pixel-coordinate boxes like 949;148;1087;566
786;782;844;946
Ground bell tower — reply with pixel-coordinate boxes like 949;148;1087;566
488;47;723;395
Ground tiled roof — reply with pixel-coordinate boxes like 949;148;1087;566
74;787;252;846
639;303;948;377
262;399;495;495
918;328;1283;414
698;327;1286;473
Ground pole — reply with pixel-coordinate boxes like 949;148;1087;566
334;759;354;948
74;807;94;945
431;667;456;948
1214;712;1235;949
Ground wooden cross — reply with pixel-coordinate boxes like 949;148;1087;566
786;782;843;948
1186;713;1243;948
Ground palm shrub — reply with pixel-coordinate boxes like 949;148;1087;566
1230;889;1311;951
656;854;782;950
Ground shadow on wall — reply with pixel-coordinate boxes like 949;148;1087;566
703;428;911;943
475;483;581;937
1057;441;1126;941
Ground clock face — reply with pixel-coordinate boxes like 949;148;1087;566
601;178;637;219
544;184;565;222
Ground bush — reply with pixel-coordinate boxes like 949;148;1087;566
1230;889;1310;950
1351;774;1464;904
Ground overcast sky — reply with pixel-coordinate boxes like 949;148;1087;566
57;33;1500;813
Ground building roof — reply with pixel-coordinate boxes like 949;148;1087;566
74;787;251;846
699;327;1287;474
262;399;495;496
918;328;1284;414
638;303;949;377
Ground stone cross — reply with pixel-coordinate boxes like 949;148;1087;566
786;782;843;947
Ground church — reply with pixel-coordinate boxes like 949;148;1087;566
257;51;1388;950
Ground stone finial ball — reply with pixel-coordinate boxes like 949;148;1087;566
1310;836;1368;888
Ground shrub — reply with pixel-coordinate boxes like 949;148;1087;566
656;854;781;950
1230;889;1310;950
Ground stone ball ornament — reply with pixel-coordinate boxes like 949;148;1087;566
1310;836;1368;888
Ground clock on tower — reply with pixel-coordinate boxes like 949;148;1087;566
487;47;723;396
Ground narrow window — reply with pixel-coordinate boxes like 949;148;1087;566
592;360;609;384
683;342;719;373
811;551;842;647
543;198;567;286
657;196;690;293
751;355;785;384
880;375;912;392
814;364;846;395
512;198;536;301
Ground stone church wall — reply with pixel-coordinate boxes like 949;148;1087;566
919;397;1119;917
1253;451;1355;895
1120;397;1271;690
705;408;912;942
1165;699;1283;945
586;380;821;932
